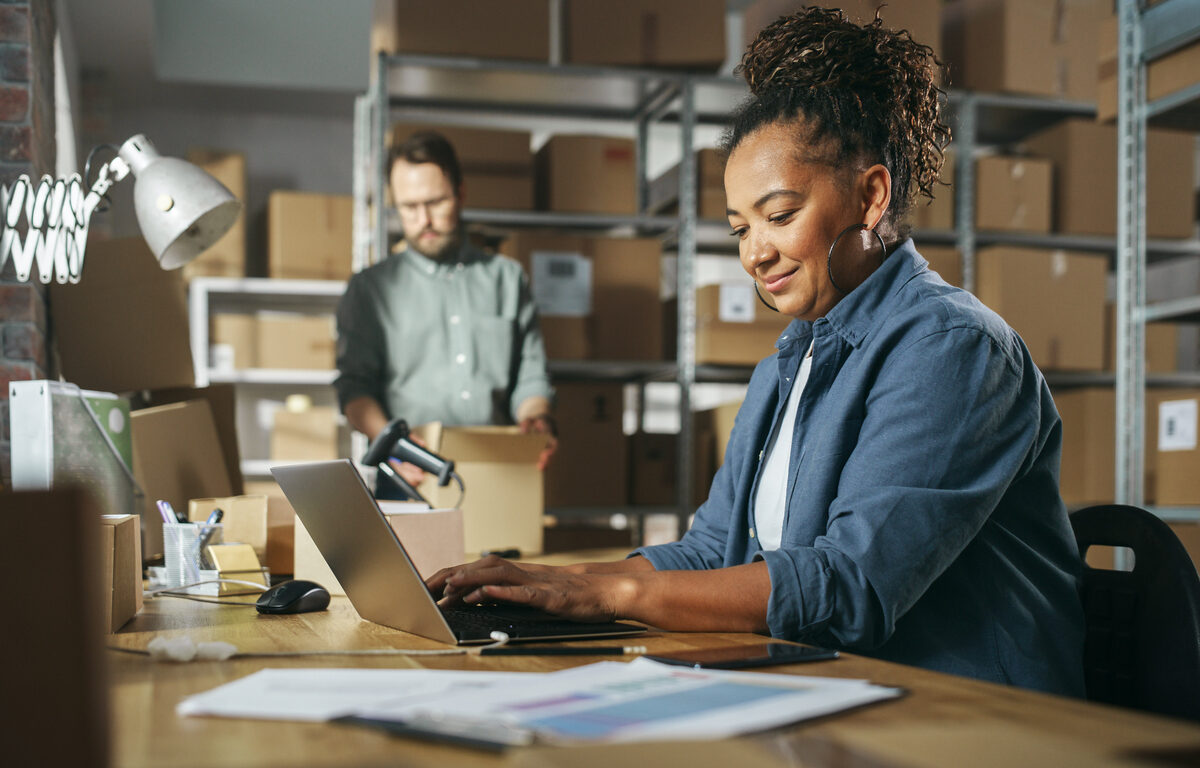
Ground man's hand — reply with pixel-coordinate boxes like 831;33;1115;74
519;413;558;471
388;431;429;487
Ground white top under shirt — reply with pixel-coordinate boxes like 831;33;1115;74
754;342;815;551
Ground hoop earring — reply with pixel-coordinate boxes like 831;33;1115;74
752;279;779;312
826;224;887;295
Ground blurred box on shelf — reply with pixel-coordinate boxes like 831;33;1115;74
628;430;714;508
542;521;634;554
1104;305;1179;373
1023;118;1195;239
942;0;1105;99
648;148;727;220
242;479;297;577
920;245;962;288
131;384;244;497
187;495;269;565
912;150;955;232
505;233;662;361
412;423;547;555
256;313;336;370
974;246;1107;371
1054;386;1164;506
666;283;792;366
746;0;942;79
536;136;635;215
294;503;465;595
268;191;353;280
1153;390;1200;506
975;155;1052;233
98;514;143;633
1168;522;1200;574
567;0;725;70
49;237;194;395
389;122;534;210
542;383;628;509
271;405;340;461
210;313;258;370
373;0;549;62
695;399;743;471
183;149;246;280
1098;13;1200;122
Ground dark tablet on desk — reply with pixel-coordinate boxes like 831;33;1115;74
644;642;838;669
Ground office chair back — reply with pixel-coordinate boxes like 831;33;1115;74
1071;504;1200;721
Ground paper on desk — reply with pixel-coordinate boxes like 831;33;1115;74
356;658;903;745
177;668;527;722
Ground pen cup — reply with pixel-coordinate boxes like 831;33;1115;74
162;522;224;589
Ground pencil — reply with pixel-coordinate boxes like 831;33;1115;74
478;645;647;656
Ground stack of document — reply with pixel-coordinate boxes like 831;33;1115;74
179;660;902;748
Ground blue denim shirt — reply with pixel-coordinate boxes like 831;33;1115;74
636;240;1086;697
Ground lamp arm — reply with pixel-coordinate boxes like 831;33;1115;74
0;155;130;284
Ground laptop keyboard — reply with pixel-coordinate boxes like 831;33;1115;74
441;605;642;642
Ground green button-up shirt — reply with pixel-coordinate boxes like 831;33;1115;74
334;243;552;426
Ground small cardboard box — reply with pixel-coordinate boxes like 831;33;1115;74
648;148;728;220
505;233;662;361
242;479;297;577
131;399;233;558
376;0;549;62
542;383;628;509
99;514;143;633
271;406;340;461
667;284;791;366
921;245;963;288
131;385;244;497
1104;305;1179;374
536;136;636;215
210;313;258;370
256;313;336;370
1154;390;1200;506
974;247;1107;371
268;191;353;280
413;424;548;555
912;150;956;232
628;430;714;508
183;149;246;280
1168;522;1200;574
1098;14;1200;122
294;503;466;596
975;155;1052;233
568;0;726;70
1023;118;1196;240
187;495;269;564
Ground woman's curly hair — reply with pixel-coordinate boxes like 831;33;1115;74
723;6;950;241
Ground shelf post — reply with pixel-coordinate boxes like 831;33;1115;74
953;94;977;295
373;51;390;267
675;79;698;540
1115;0;1147;511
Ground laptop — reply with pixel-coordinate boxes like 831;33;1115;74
271;459;646;645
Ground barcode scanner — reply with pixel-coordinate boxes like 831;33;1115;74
362;418;458;503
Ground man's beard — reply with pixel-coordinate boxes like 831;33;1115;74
408;227;460;260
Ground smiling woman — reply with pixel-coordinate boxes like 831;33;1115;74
425;7;1087;699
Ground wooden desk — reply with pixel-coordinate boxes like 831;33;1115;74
107;594;1200;768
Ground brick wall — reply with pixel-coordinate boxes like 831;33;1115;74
0;0;56;487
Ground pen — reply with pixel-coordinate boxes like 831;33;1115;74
156;500;177;525
205;508;224;525
198;508;223;568
478;645;647;656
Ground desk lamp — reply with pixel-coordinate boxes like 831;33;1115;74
0;134;241;283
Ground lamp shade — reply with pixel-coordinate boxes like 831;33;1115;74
117;135;242;270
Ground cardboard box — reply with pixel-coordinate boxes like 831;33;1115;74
210;313;258;370
942;0;1105;99
187;495;269;564
48;237;195;394
921;245;963;288
1168;522;1200;575
504;233;662;361
696;399;742;470
974;155;1052;233
389;122;534;210
648;148;727;220
130;385;244;497
293;504;465;596
267;191;353;280
256;313;336;370
242;479;297;577
271;406;340;461
974;247;1107;371
567;0;726;70
1153;390;1200;505
377;0;549;62
1023;118;1196;240
536;136;636;215
1054;387;1163;506
912;150;956;232
413;424;548;555
541;383;628;509
629;430;714;508
1104;305;1179;374
183;148;246;280
668;284;792;366
1098;14;1200;122
99;514;143;633
131;399;233;558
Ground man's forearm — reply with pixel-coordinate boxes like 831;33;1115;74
515;395;552;423
343;396;390;442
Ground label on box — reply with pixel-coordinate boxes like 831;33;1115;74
532;251;592;317
1159;399;1198;452
718;283;756;323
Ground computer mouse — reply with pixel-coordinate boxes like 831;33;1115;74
255;579;331;615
